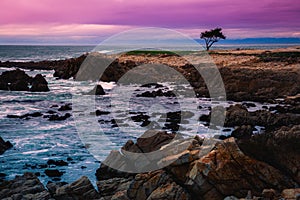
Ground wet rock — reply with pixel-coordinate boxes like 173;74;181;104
7;111;43;119
0;172;51;200
48;113;71;121
136;89;176;98
95;110;110;116
0;136;13;155
58;103;72;111
0;69;50;92
54;176;100;200
44;169;64;177
53;54;87;79
10;79;30;91
30;74;50;92
47;159;68;166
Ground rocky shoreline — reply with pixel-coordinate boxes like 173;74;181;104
0;47;299;199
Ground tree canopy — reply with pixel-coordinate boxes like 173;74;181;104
200;28;226;50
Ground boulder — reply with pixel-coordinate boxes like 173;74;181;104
54;176;100;200
30;74;50;92
0;69;50;92
0;172;51;200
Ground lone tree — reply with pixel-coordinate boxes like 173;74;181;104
200;28;226;50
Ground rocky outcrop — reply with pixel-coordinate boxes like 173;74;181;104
95;129;298;200
53;176;100;200
30;74;50;92
0;173;51;200
238;125;300;185
0;69;50;92
200;104;300;131
0;136;13;155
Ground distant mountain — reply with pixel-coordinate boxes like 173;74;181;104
195;37;300;44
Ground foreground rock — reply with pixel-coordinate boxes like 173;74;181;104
0;136;13;155
95;129;298;199
0;173;51;200
0;69;49;92
53;176;100;199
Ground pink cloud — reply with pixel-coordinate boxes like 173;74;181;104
0;0;299;41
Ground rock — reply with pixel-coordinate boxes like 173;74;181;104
0;172;51;200
58;103;72;111
30;74;50;92
238;125;300;185
47;159;68;166
281;188;300;200
127;170;190;200
184;138;294;198
10;79;29;91
87;84;106;95
44;169;64;177
7;111;43;119
46;182;68;196
0;136;13;155
95;110;110;116
262;189;277;199
231;125;254;139
201;104;300;131
136;89;176;98
48;113;71;121
97;177;132;199
54;176;100;200
53;54;87;79
0;69;50;92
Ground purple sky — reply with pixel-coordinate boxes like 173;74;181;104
0;0;299;44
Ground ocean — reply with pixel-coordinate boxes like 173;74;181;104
0;44;289;185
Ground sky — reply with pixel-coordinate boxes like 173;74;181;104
0;0;299;44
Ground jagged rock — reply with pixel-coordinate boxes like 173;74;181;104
0;136;13;155
30;74;50;92
238;125;300;185
0;172;51;200
184;138;294;198
54;176;100;200
127;170;190;200
281;188;300;200
97;177;132;199
46;182;68;196
0;69;50;92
